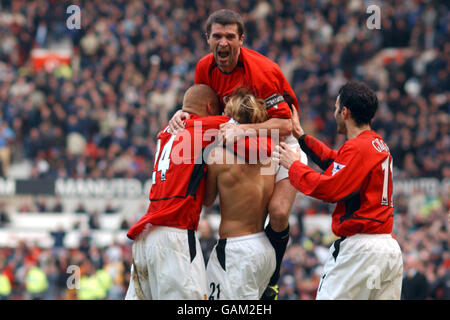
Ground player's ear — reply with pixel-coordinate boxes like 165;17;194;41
341;106;350;119
206;102;212;115
206;102;217;116
239;33;244;45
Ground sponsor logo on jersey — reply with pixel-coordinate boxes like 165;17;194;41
332;162;346;176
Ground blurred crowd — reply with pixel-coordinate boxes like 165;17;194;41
0;0;448;300
0;191;448;300
0;236;132;300
0;0;448;180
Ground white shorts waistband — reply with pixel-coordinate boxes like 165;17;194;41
346;233;392;241
136;223;194;241
220;231;266;243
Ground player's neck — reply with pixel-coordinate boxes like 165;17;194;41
218;61;239;74
346;123;371;140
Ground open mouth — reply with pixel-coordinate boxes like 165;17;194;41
217;50;230;60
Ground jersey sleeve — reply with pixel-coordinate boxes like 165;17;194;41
299;135;338;171
288;142;367;203
261;66;297;119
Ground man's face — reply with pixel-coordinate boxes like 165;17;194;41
207;23;243;73
334;95;347;135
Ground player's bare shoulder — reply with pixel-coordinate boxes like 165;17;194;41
207;146;226;165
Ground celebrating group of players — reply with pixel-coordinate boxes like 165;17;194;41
124;9;403;300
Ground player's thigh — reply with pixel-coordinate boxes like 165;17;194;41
271;135;304;215
206;243;233;300
207;236;276;300
124;263;149;300
269;178;297;215
372;242;403;300
146;228;207;299
317;236;403;300
124;240;152;300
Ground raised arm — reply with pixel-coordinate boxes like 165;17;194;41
282;142;366;203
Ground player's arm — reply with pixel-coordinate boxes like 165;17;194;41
203;148;223;207
242;117;292;138
277;142;366;203
220;82;296;140
220;117;292;145
298;135;338;171
289;107;337;171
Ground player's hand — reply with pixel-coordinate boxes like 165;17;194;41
290;106;304;139
272;142;301;169
219;123;246;144
168;110;190;134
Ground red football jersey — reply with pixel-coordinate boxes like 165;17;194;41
127;115;229;239
290;131;394;237
195;47;298;119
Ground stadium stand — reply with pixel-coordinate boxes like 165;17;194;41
0;0;448;299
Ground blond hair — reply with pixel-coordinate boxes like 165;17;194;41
225;88;268;124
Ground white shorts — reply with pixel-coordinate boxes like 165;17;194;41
206;232;276;300
276;134;308;183
124;225;207;300
316;233;403;300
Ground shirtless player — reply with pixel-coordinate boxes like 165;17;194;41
203;89;276;300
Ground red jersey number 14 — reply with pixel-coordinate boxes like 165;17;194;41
152;136;176;184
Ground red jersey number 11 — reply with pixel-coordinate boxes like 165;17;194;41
381;156;394;207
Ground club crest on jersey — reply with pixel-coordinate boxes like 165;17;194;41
332;162;346;176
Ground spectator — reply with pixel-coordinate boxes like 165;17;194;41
24;261;48;300
0;263;11;300
428;262;450;300
88;211;101;230
0;121;14;177
51;199;64;213
34;197;48;213
50;226;66;252
104;202;118;214
0;203;10;228
197;218;216;266
119;217;130;231
401;252;429;300
74;202;88;214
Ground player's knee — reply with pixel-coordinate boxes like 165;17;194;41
269;179;296;231
268;201;290;231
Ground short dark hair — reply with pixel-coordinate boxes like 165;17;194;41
205;9;245;38
338;81;378;126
